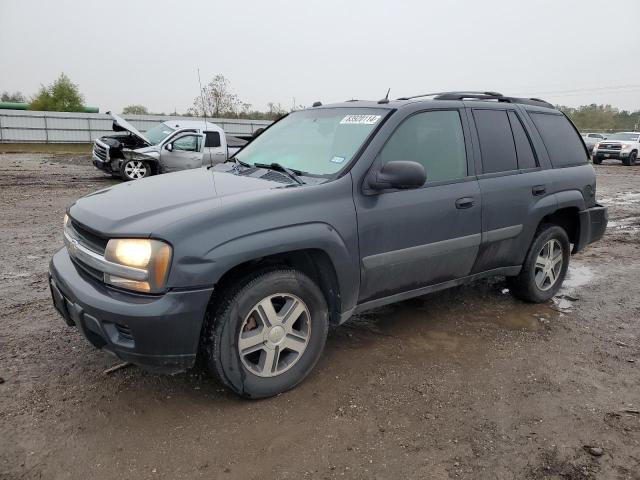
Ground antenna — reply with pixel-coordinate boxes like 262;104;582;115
197;68;213;167
377;88;391;104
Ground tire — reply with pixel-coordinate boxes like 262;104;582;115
592;156;602;165
202;269;329;399
624;151;637;166
507;224;570;303
120;159;152;181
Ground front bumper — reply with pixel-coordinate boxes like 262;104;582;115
573;204;608;253
593;150;630;160
49;248;213;374
92;156;113;173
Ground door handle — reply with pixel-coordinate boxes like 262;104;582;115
455;197;475;209
532;185;546;196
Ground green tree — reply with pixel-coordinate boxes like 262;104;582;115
1;91;26;102
29;73;85;112
122;104;149;115
559;104;640;132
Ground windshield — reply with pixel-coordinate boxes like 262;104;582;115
144;123;176;145
605;133;640;142
234;108;389;176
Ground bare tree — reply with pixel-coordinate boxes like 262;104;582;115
189;74;242;118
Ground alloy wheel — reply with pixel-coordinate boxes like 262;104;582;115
238;293;311;377
124;160;148;180
534;239;563;291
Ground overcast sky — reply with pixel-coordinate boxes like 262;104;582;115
1;0;639;114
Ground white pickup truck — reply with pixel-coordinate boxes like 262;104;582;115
592;131;640;166
92;112;248;180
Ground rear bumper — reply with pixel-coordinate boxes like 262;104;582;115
49;248;213;374
574;204;608;253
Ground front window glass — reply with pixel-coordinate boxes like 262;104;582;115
234;108;389;176
605;133;640;142
144;123;175;145
173;135;201;152
380;110;467;181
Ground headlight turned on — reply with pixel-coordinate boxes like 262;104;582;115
104;239;172;293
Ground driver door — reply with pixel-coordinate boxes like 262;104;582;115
355;109;481;302
160;133;205;173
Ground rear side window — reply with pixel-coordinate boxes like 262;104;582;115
507;111;538;169
205;131;221;148
529;113;588;167
473;109;517;173
379;110;467;183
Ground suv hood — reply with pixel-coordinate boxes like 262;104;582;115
108;111;151;145
69;167;286;236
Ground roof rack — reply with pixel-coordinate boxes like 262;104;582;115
396;91;554;109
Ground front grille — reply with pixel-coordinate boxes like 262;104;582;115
71;256;104;282
93;142;108;161
69;220;108;254
599;144;621;150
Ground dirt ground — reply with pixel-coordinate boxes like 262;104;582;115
1;154;639;480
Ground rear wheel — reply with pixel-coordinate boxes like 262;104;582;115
120;159;151;181
202;269;329;399
508;225;570;303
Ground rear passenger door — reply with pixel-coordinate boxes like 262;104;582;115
468;107;550;273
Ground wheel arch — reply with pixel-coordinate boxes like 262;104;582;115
179;222;360;326
528;190;585;255
206;248;343;325
538;206;580;246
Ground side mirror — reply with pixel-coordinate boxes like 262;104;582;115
252;127;265;139
368;161;426;191
165;143;173;152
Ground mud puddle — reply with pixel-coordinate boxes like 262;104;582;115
552;264;594;311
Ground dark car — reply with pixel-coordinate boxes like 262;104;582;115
49;91;607;398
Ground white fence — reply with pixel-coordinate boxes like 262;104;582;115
0;110;272;143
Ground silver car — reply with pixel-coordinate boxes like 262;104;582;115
92;112;246;181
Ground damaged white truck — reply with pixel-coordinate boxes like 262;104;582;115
92;112;248;180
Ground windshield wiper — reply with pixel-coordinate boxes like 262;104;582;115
254;162;306;185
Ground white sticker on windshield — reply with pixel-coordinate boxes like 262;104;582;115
340;115;381;125
330;156;345;164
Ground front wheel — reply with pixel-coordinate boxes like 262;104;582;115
592;156;602;165
508;225;570;303
120;159;152;181
202;269;329;398
623;151;637;166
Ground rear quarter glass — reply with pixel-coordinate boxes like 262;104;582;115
529;113;588;167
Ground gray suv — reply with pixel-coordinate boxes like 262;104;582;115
49;91;607;398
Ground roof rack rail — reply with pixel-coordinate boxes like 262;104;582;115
396;91;503;101
396;91;554;109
